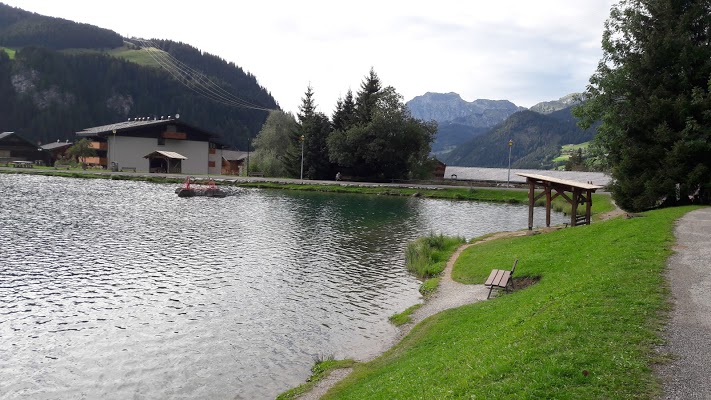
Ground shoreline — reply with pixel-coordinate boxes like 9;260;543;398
292;209;624;399
294;230;531;400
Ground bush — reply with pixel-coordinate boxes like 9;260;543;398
405;232;465;279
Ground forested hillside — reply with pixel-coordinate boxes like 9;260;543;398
0;3;277;148
442;108;595;169
0;3;122;49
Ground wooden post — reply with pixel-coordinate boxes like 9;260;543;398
545;184;552;227
585;190;593;225
528;179;535;230
571;188;580;226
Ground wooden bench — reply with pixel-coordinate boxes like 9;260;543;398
248;172;264;177
484;259;518;299
121;167;136;172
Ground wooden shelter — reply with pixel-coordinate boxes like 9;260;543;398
517;173;603;230
143;150;187;173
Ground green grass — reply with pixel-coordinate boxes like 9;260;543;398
418;277;440;298
553;142;592;164
58;46;163;67
389;304;423;326
276;357;356;400
108;46;163;67
405;232;466;279
322;206;699;399
239;181;533;203
1;47;16;59
562;142;591;153
0;168;614;213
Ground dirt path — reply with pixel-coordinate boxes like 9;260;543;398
656;207;711;399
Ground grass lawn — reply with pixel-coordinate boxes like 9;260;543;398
108;46;163;67
1;47;16;59
322;206;698;399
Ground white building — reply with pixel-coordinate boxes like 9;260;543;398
76;117;228;175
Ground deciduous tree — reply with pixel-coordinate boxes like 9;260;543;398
251;110;299;177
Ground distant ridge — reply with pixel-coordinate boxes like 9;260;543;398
406;92;524;155
529;93;581;114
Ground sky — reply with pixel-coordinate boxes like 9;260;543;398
4;0;617;117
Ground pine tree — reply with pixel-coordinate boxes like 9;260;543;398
296;85;334;180
575;0;711;211
332;89;356;131
355;68;381;124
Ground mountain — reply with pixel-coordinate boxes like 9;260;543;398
0;3;277;149
529;93;581;114
442;107;595;169
406;92;524;155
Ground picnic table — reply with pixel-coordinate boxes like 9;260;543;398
11;161;34;168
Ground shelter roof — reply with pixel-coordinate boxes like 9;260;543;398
222;150;248;161
143;150;188;160
516;173;603;191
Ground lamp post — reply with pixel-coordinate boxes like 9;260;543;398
507;139;513;187
300;135;305;180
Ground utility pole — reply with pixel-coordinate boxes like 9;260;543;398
300;135;305;180
507;139;513;187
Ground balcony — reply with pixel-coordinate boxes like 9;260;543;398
83;156;107;166
89;141;108;150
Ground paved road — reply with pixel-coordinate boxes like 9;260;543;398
658;207;711;399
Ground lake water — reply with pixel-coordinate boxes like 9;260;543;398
0;174;564;399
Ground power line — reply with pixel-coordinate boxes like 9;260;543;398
130;38;276;112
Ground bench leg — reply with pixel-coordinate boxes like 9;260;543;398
487;286;494;299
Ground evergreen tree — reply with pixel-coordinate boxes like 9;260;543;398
575;0;711;211
328;84;436;180
332;89;356;131
297;85;334;180
355;68;382;124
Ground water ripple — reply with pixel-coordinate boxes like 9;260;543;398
0;174;564;399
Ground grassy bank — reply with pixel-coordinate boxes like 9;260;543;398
321;206;697;399
0;168;614;214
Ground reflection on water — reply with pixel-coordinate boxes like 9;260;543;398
0;174;564;399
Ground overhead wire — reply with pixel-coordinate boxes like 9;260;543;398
130;38;276;112
136;38;269;111
137;38;272;111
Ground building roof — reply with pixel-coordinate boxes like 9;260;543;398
144;150;188;160
222;150;249;161
41;140;73;150
76;118;220;139
0;131;38;148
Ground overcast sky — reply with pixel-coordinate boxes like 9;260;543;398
4;1;617;116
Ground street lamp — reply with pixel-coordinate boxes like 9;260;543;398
507;139;513;187
300;135;305;180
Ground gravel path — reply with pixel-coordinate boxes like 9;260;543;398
657;207;711;400
297;231;526;400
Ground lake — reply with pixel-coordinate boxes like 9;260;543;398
0;174;564;399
